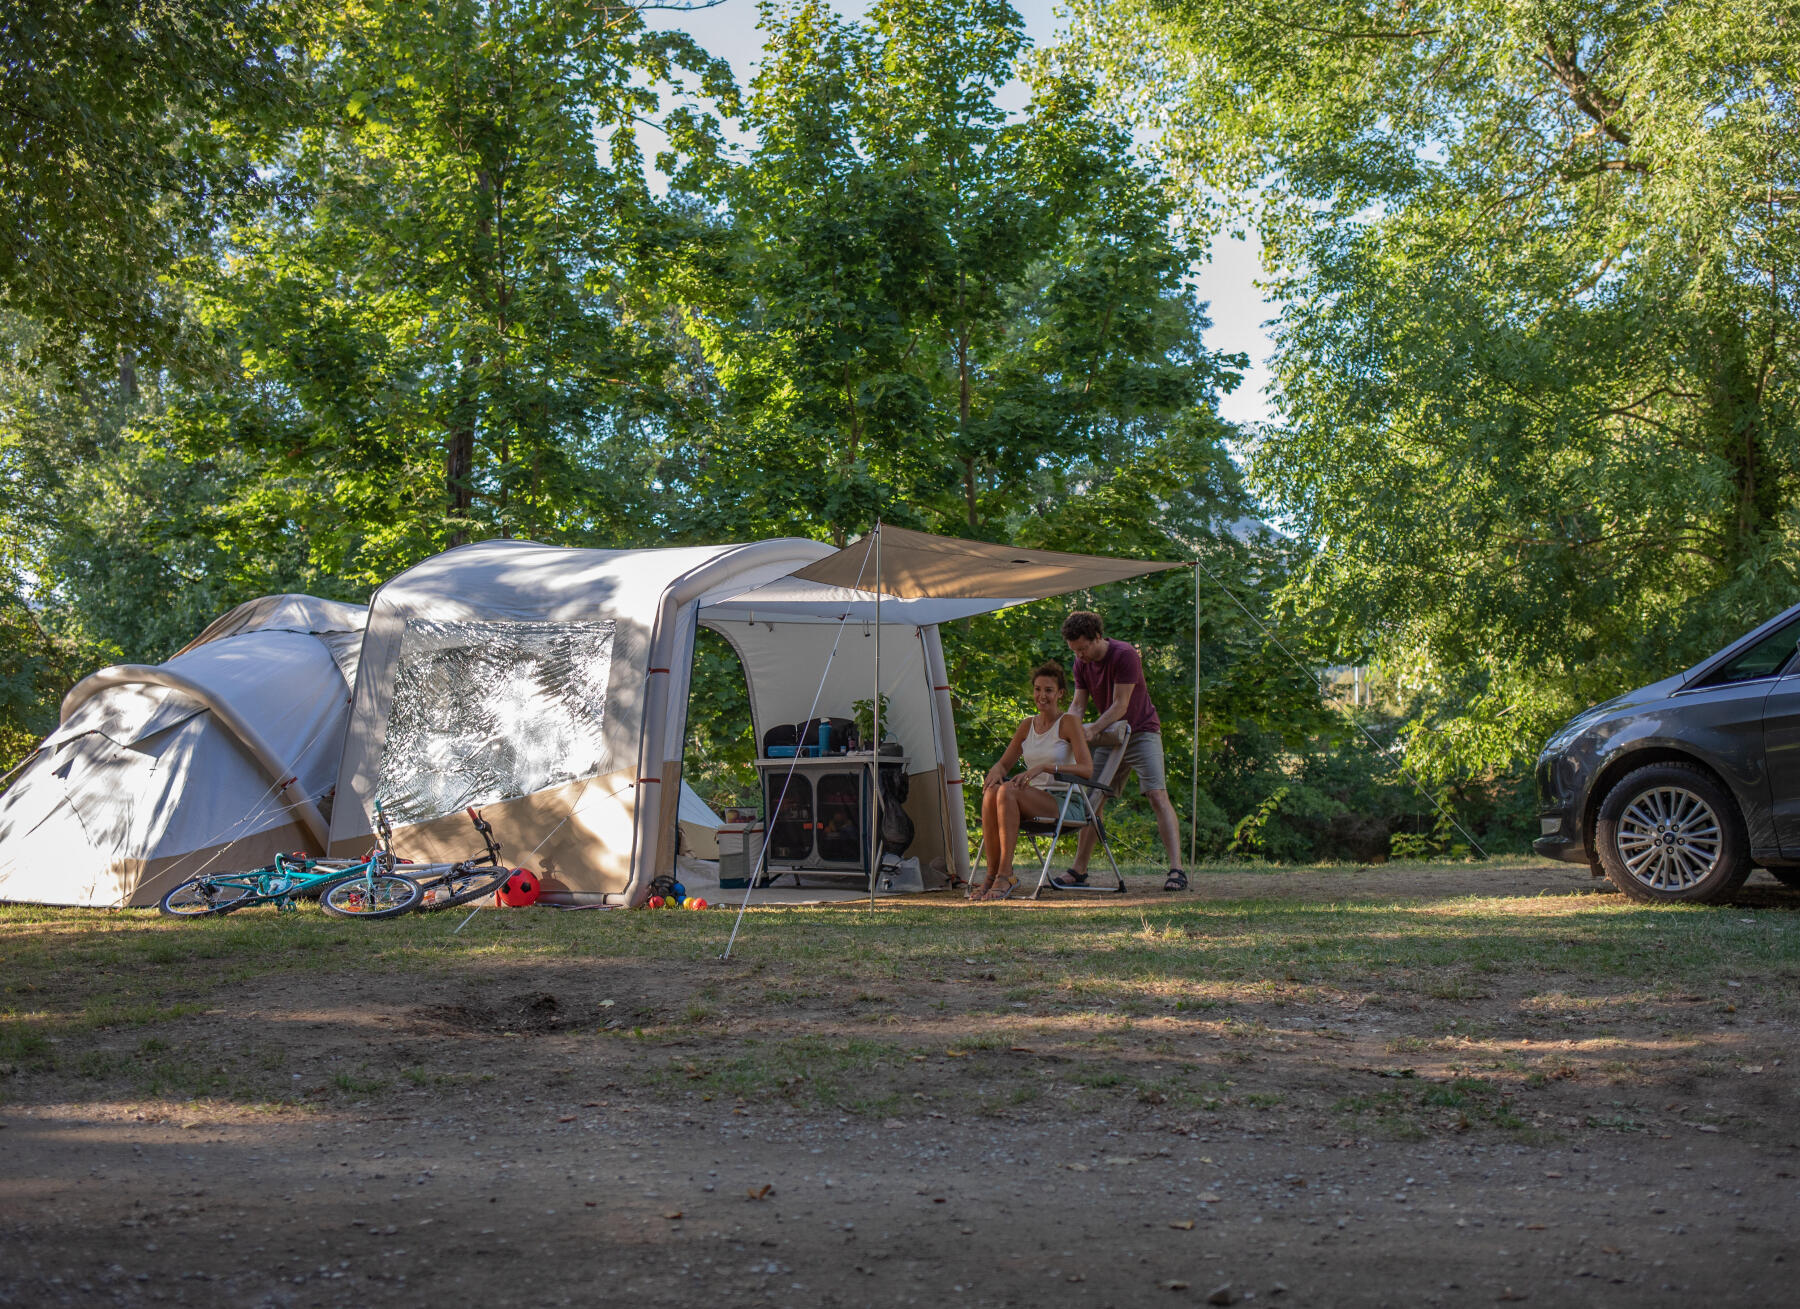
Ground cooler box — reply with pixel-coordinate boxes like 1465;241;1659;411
717;821;766;889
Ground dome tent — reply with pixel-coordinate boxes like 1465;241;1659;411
0;595;366;907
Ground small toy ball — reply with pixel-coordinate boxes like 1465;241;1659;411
690;897;708;910
495;868;541;907
670;881;686;900
648;895;664;909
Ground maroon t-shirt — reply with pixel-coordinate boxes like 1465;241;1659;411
1074;639;1161;735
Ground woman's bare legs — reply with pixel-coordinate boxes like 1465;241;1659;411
978;783;1007;893
993;783;1061;891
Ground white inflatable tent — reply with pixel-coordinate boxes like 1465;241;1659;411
1;531;1179;908
326;537;976;902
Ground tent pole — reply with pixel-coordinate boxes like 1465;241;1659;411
1190;560;1200;872
869;522;882;911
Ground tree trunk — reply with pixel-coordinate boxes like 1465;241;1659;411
447;349;480;548
958;319;975;528
1707;315;1779;575
448;161;497;549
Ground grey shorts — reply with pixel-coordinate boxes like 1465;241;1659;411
1091;730;1167;796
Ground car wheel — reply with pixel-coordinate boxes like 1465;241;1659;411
1595;763;1751;904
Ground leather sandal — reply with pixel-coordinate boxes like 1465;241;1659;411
1050;868;1088;889
1163;868;1188;892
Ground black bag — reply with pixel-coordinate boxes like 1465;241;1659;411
762;723;799;755
878;764;913;854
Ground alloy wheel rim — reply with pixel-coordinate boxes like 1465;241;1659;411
1616;785;1723;891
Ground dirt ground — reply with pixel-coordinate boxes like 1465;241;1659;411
3;862;1798;1307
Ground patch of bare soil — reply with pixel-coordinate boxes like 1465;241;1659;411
3;868;1798;1307
418;990;570;1037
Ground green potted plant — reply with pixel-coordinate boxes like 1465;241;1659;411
851;693;891;750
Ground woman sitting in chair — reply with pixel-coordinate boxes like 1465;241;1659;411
975;661;1093;901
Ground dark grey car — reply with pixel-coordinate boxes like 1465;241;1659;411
1535;605;1800;902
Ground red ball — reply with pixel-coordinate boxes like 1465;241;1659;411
647;895;664;909
495;868;541;907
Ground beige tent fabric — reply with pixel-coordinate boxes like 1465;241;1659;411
0;623;358;907
173;594;367;657
331;538;843;901
790;524;1184;599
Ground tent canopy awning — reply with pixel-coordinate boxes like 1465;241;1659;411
787;524;1185;602
700;576;1029;626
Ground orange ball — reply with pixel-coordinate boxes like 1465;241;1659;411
690;897;708;910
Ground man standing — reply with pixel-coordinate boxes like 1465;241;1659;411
1057;610;1187;892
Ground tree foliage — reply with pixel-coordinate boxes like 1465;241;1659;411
658;0;1351;855
0;0;1468;862
1063;0;1800;779
184;0;734;582
0;0;305;367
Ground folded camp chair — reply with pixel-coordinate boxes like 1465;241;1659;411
1026;723;1131;898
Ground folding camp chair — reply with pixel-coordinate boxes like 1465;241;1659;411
1026;723;1131;898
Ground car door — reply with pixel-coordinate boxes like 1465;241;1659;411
1660;614;1800;858
1762;669;1800;857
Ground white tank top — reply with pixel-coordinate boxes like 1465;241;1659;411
1021;715;1074;788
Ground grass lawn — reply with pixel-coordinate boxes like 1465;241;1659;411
4;858;1796;1125
3;859;1797;1306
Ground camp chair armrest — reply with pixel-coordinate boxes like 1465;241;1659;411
1051;770;1113;795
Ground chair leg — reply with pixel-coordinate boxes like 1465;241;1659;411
1094;817;1127;893
1031;793;1076;899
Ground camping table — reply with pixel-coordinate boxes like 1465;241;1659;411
753;754;906;883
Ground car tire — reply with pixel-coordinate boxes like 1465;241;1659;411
1595;762;1752;904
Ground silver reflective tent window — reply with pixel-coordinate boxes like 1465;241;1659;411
376;619;617;824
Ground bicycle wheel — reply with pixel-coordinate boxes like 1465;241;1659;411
415;862;510;910
320;871;423;919
159;875;258;917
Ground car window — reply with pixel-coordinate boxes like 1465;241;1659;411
1702;615;1800;685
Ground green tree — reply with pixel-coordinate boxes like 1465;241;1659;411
0;0;735;758
664;0;1366;858
667;0;1246;547
1063;0;1800;782
0;310;331;763
187;0;733;582
0;0;305;368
